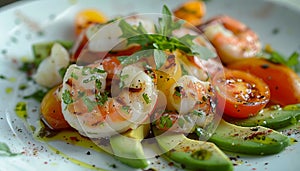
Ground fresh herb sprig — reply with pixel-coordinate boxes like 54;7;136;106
118;5;216;68
261;50;300;72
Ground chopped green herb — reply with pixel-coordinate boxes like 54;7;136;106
142;93;151;104
95;79;102;90
158;115;173;129
0;142;21;157
18;84;27;90
192;109;205;116
174;86;183;97
62;90;73;105
23;89;47;102
95;91;109;106
180;63;189;75
83;96;97;112
121;105;131;114
83;75;97;83
0;75;6;79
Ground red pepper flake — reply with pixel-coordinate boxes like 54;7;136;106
69;136;79;142
252;168;256;170
44;161;48;164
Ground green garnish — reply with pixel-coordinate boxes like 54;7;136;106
121;105;131;114
95;91;109;106
158;115;173;129
83;96;97;112
59;67;68;78
118;5;216;66
62;90;73;105
192;109;205;117
95;79;102;90
262;50;300;72
83;75;97;83
23;89;47;102
0;75;6;79
0;142;22;157
142;93;151;104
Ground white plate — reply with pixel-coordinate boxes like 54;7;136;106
1;0;300;171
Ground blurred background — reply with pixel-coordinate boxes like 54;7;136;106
0;0;19;7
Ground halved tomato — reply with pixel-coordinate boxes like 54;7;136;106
212;69;270;118
41;85;71;130
227;58;300;106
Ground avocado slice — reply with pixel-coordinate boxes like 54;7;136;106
153;128;233;171
209;120;290;155
110;124;150;168
224;104;300;129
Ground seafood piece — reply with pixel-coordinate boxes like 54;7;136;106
201;15;261;64
155;75;215;133
61;62;157;138
33;43;70;88
169;75;212;115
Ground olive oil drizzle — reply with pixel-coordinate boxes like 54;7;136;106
14;102;112;171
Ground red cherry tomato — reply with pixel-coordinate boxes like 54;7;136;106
212;69;270;118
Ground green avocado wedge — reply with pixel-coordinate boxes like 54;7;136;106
109;124;150;168
153;128;233;171
209;120;290;155
223;104;300;130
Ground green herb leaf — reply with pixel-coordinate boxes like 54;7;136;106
0;142;21;157
23;89;47;102
83;96;97;112
154;49;168;69
142;93;151;104
158;115;173;129
118;50;153;66
117;5;215;61
95;91;109;106
190;44;217;60
62;90;73;105
0;75;7;80
59;67;68;78
262;50;300;72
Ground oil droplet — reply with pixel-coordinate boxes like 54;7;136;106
15;101;28;120
5;87;13;94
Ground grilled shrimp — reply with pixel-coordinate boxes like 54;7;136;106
155;75;215;133
201;15;261;64
61;62;157;138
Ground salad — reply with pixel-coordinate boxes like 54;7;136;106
2;0;300;171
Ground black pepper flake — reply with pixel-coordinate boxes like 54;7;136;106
86;151;91;155
260;64;269;69
109;164;117;168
